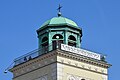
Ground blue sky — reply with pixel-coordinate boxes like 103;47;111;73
0;0;119;80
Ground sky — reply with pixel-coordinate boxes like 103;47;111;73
0;0;120;80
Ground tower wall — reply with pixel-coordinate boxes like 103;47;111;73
57;55;108;80
11;51;57;80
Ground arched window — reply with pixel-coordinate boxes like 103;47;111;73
81;79;85;80
52;34;63;50
41;37;48;53
68;35;76;47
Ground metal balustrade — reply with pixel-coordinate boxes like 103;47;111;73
13;42;61;66
13;42;106;67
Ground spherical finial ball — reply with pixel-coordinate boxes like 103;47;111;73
58;12;62;17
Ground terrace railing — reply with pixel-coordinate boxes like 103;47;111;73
14;42;61;66
13;42;106;67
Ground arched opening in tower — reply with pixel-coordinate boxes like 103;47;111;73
41;37;48;53
52;34;63;50
68;35;76;47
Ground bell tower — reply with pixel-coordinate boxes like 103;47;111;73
9;6;111;80
37;9;82;55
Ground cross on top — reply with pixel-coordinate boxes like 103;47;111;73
57;4;62;13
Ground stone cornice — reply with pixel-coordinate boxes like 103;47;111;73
13;62;57;79
10;49;111;73
9;50;57;73
56;49;111;68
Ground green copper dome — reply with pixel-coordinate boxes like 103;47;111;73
41;17;78;27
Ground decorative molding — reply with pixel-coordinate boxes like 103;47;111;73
68;61;71;65
13;62;57;79
57;61;108;75
81;65;85;68
60;59;64;63
67;73;93;80
34;74;48;80
102;75;108;80
94;68;98;71
51;59;55;62
74;63;78;67
11;51;57;73
88;66;91;70
101;70;104;73
56;49;111;68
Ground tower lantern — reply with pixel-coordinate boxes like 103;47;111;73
37;13;82;54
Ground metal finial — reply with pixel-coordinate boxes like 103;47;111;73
57;4;62;17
